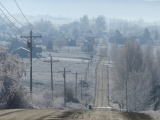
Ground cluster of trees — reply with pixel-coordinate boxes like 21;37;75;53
109;28;159;45
60;15;106;39
112;40;160;111
109;30;126;44
40;15;106;52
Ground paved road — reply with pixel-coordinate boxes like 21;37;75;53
0;109;152;120
94;58;109;108
0;46;153;120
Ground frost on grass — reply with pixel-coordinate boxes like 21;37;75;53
23;46;99;109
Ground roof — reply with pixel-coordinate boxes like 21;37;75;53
12;47;30;53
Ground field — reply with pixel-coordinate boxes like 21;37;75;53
22;46;100;109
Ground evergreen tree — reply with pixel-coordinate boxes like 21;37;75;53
46;40;53;50
154;30;159;40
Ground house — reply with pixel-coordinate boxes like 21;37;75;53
12;47;42;58
12;47;30;58
85;37;95;44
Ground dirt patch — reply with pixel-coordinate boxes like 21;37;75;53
51;110;81;120
122;112;153;120
0;109;26;117
56;111;73;118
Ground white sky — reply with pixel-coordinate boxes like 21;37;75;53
0;0;160;22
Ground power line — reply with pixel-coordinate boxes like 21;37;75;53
0;2;31;31
14;0;41;35
0;8;21;34
0;8;30;40
0;16;16;33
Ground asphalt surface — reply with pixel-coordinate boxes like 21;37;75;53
0;46;153;120
94;58;109;109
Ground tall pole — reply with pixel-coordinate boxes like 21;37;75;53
51;57;53;98
64;68;66;105
126;78;128;112
20;30;42;95
81;78;82;100
107;65;109;106
75;71;77;99
30;30;32;95
59;68;71;105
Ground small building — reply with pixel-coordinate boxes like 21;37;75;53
12;47;42;58
12;47;30;58
85;37;95;44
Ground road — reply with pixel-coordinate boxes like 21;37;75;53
0;109;152;120
0;46;153;120
94;57;109;108
0;109;68;120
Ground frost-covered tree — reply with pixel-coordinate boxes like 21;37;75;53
95;15;106;37
114;40;142;111
80;15;89;28
113;40;160;111
140;28;152;45
154;30;159;40
54;38;66;51
0;48;30;108
46;40;53;50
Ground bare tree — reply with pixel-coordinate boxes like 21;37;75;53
113;40;160;111
114;40;142;111
54;38;66;51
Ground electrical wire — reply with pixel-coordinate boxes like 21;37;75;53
0;8;21;34
13;0;41;36
0;8;30;40
0;2;31;31
0;15;18;33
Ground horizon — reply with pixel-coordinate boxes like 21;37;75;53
0;0;160;22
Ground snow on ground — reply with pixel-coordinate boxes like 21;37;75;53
22;46;99;109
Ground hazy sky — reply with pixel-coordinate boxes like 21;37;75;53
0;0;160;22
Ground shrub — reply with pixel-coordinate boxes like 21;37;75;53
0;76;31;109
0;48;31;109
66;87;79;103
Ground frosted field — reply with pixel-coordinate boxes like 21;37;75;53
22;46;100;109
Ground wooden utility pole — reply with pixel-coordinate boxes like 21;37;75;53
107;65;109;106
81;78;83;100
44;57;59;98
64;68;66;105
50;57;53;97
59;68;71;105
20;30;42;95
72;71;78;99
76;71;77;99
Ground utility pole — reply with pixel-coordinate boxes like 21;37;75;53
81;78;83;100
64;68;66;105
72;71;79;99
50;57;53;98
44;57;59;98
20;30;42;95
107;65;110;106
59;68;71;105
76;71;77;99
